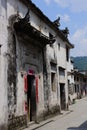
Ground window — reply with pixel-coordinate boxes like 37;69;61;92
50;62;57;71
58;43;60;50
49;33;53;47
49;33;54;40
50;62;57;92
51;72;56;91
75;85;77;93
66;46;69;61
68;80;70;85
0;45;1;55
77;77;79;81
74;76;76;81
59;67;65;76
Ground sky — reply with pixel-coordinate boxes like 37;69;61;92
32;0;87;57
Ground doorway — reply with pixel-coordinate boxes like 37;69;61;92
60;83;65;110
27;75;36;121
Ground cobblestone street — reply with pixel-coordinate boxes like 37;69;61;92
25;97;87;130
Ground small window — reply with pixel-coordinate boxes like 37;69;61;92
49;33;53;39
75;85;77;93
50;62;57;71
74;76;76;81
77;77;79;81
59;67;65;76
0;45;1;55
51;72;56;91
68;80;70;85
58;43;60;50
66;46;69;61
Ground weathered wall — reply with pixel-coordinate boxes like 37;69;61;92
0;0;72;128
0;0;8;129
7;26;17;118
15;36;45;117
67;59;74;84
44;43;60;114
30;4;69;111
57;38;66;68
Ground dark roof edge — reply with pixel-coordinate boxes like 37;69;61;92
20;0;74;48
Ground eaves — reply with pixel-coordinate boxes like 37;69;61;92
19;0;74;48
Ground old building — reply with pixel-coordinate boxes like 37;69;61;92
67;57;87;104
67;58;76;104
74;69;87;98
0;0;74;130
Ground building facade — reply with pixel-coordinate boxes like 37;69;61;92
67;58;77;104
74;70;87;98
0;0;74;130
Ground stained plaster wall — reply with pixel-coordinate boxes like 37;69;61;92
46;35;69;110
0;0;70;128
26;3;64;112
0;0;28;129
15;36;45;117
67;59;74;84
5;0;45;122
32;20;61;112
55;37;69;109
0;0;8;129
26;6;61;112
15;0;69;113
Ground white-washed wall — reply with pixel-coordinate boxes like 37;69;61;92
0;0;72;128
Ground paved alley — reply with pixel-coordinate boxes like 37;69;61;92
25;97;87;130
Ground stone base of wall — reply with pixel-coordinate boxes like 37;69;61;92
36;105;60;122
36;103;69;122
8;115;27;130
0;124;7;130
7;104;68;129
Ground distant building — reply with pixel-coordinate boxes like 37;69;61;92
74;69;87;98
67;59;87;103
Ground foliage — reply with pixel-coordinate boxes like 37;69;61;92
73;56;87;71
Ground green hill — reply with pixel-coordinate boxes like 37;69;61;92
73;56;87;71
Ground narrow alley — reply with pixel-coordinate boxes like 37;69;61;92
25;97;87;130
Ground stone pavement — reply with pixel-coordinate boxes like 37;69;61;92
24;110;72;130
24;97;87;130
68;128;87;130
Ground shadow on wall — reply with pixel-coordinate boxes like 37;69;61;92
67;120;87;130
